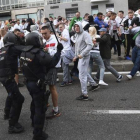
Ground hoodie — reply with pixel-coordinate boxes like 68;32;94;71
74;22;93;58
131;27;140;48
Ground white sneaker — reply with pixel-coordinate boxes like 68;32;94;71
87;82;90;87
99;80;108;86
56;77;59;82
136;71;140;76
126;75;132;80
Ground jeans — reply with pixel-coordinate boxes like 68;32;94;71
96;59;119;78
89;52;105;80
130;46;140;76
62;60;72;82
2;78;24;126
26;81;47;138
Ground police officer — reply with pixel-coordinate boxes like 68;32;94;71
20;31;63;140
4;29;25;121
0;31;25;133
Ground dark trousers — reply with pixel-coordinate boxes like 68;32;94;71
2;78;24;126
111;36;121;56
26;81;47;138
124;34;135;56
71;59;79;76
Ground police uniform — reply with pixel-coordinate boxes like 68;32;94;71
0;32;25;133
20;32;62;140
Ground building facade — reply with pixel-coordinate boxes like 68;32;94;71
0;0;140;21
0;0;44;21
44;0;129;19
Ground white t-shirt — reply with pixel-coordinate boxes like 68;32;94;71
115;17;126;34
104;17;110;24
44;35;61;68
53;19;58;32
14;24;22;31
109;20;120;32
90;35;100;53
60;29;71;54
82;20;89;28
0;37;4;49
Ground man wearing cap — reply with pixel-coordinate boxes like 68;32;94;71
93;28;123;82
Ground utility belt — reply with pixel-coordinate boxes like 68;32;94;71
25;77;48;90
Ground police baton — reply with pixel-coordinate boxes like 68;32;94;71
49;21;59;44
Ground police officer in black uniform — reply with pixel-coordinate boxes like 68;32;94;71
20;31;63;140
0;31;25;133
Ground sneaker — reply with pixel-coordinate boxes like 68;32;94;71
93;76;99;81
116;75;123;82
46;110;61;119
89;85;99;92
87;82;90;87
68;81;73;85
60;81;68;87
76;95;88;101
56;77;59;82
126;75;132;80
136;71;140;76
8;124;24;134
125;56;131;60
33;132;48;140
18;83;24;87
99;80;108;86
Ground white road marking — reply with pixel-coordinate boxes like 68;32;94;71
19;71;131;76
86;110;140;115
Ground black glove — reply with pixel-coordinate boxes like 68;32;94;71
57;43;63;52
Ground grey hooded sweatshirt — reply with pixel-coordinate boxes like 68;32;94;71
131;27;140;48
74;22;93;58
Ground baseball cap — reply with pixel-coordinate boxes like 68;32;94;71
98;28;107;32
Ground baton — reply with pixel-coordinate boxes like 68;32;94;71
49;21;59;44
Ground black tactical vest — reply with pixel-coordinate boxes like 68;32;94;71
20;48;42;81
0;46;12;78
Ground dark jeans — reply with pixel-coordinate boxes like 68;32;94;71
26;81;47;138
2;78;24;126
71;59;79;76
111;36;121;56
130;46;140;76
124;34;134;56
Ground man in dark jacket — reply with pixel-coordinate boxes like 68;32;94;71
93;28;123;82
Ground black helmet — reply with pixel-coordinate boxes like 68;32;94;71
3;32;17;45
25;32;43;48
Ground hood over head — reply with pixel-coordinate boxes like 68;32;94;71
88;15;94;23
74;21;83;34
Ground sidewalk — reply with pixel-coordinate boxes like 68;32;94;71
67;47;133;72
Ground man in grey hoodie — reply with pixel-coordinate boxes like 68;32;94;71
73;22;99;101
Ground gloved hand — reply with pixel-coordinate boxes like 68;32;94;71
57;43;63;52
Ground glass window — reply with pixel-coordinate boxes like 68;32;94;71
106;4;114;12
29;13;37;22
91;5;98;15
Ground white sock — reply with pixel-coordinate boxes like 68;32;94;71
53;106;58;112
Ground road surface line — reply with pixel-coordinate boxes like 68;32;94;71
87;110;140;114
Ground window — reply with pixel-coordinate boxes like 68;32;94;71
65;8;78;19
106;4;114;12
91;5;98;15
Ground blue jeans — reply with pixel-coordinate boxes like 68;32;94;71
130;46;140;76
89;52;105;80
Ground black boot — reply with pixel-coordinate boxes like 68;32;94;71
8;123;24;134
32;132;48;140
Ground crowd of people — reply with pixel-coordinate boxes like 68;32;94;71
0;7;140;140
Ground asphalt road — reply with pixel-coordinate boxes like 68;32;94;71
0;74;140;140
